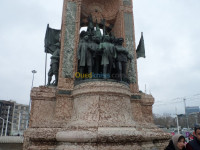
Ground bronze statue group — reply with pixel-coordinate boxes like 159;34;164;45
47;16;134;86
77;16;132;82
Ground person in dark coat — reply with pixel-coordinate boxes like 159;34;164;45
165;134;186;150
186;125;200;150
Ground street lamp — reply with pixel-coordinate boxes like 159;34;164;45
0;117;5;136
31;70;37;89
29;70;37;108
27;70;37;128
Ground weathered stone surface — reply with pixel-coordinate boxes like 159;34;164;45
56;131;98;143
24;83;170;149
123;0;132;6
29;86;73;128
70;81;134;127
73;81;131;97
62;1;77;78
56;144;97;150
0;143;23;150
55;95;73;121
24;128;58;141
81;0;120;24
131;93;155;124
31;86;56;100
30;99;56;127
124;12;136;83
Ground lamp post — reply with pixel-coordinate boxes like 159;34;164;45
0;117;5;136
31;70;37;89
27;70;37;128
175;107;180;134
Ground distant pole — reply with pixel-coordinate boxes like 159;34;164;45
27;70;37;128
186;116;189;129
184;98;189;128
176;107;180;134
45;53;47;86
184;99;186;115
0;117;5;136
5;106;10;136
28;70;37;113
31;70;37;89
195;113;198;125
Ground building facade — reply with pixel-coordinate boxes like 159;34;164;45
0;100;28;136
186;106;200;115
11;103;29;135
0;100;14;136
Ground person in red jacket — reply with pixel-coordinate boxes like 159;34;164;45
186;125;200;150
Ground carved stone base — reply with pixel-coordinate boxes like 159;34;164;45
23;82;170;150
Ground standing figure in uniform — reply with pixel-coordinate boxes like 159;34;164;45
115;38;132;81
88;35;101;75
47;42;60;86
78;35;93;75
99;35;116;78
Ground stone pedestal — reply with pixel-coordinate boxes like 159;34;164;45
23;81;170;150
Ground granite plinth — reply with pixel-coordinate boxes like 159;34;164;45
23;82;170;150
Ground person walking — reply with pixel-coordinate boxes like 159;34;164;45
186;125;200;150
165;134;186;150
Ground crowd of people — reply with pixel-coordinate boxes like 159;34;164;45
165;125;200;150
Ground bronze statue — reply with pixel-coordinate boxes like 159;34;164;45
87;15;95;36
47;42;60;86
115;38;132;81
76;16;133;83
78;35;93;75
89;36;101;74
89;22;102;75
99;35;116;78
95;22;102;41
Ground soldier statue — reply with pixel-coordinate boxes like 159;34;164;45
47;42;60;86
99;35;116;78
115;38;132;81
77;35;93;75
87;15;95;36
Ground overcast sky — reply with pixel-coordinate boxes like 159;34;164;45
0;0;199;115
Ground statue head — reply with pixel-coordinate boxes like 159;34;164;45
117;38;124;45
92;36;96;41
54;42;61;48
95;36;101;44
80;31;87;39
84;35;89;41
104;35;110;42
110;35;116;44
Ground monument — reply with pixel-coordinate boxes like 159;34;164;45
23;0;170;149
